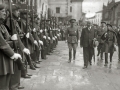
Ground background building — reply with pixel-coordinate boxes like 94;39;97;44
48;0;83;24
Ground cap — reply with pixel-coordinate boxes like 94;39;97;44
20;9;28;14
12;4;20;11
69;19;76;23
0;4;5;10
107;24;112;27
101;21;106;24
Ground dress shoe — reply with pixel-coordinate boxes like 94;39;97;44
82;66;87;69
22;75;31;79
30;65;36;70
27;73;32;76
34;65;40;68
18;86;24;89
68;60;71;63
104;63;108;66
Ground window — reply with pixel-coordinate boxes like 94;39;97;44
56;7;60;13
70;6;72;12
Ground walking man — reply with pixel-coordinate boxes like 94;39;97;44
80;21;97;69
65;19;79;63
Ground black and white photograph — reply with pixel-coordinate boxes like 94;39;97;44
0;0;120;90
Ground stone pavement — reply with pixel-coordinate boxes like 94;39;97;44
21;41;120;90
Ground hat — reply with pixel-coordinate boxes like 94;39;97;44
101;21;106;24
11;4;20;11
0;4;5;10
20;9;28;14
69;19;76;23
107;24;112;27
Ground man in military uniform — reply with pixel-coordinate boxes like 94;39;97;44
0;4;22;90
97;22;107;60
6;4;30;89
101;24;117;66
66;19;79;63
80;21;97;69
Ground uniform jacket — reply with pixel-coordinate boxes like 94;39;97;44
66;26;79;43
97;26;107;43
0;24;14;75
101;29;117;53
80;26;97;47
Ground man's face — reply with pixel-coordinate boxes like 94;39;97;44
113;26;117;30
71;22;75;26
13;9;20;17
0;9;6;20
107;25;112;30
102;23;106;27
87;23;91;27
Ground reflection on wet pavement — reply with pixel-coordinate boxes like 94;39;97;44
21;41;120;90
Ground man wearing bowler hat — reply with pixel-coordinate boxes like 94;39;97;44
65;19;79;63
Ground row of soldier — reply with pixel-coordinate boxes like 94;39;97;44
0;3;61;90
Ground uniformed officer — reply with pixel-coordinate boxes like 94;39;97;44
0;4;22;90
97;21;107;60
66;19;79;63
101;24;117;66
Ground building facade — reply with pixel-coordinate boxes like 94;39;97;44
87;11;102;26
48;0;83;23
102;0;120;26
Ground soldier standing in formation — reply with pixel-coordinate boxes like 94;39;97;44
65;19;79;63
0;1;60;89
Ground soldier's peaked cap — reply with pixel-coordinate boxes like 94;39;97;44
12;4;20;11
0;4;5;10
19;9;28;14
107;24;112;27
101;21;106;24
69;19;76;23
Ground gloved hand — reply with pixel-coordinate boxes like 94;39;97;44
43;36;46;39
52;37;55;40
40;29;43;33
26;33;30;38
23;48;30;55
48;37;50;40
39;40;43;45
10;53;22;60
34;40;38;46
11;34;18;40
33;28;36;32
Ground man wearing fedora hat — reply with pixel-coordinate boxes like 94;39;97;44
80;21;97;69
65;19;79;63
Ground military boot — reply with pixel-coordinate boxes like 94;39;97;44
104;53;108;66
68;52;72;63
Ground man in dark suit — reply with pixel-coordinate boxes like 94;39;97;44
80;21;97;69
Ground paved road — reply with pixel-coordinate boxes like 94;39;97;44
21;41;120;90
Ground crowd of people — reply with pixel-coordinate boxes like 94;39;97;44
0;3;62;90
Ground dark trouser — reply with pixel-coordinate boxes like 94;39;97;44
10;63;21;90
41;48;46;59
0;74;11;90
97;43;104;59
83;46;94;67
68;43;77;61
118;46;120;60
105;53;114;64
